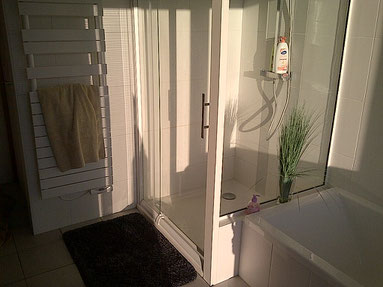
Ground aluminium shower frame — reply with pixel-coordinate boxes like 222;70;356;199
134;0;231;285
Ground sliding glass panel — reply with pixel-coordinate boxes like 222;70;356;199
220;0;349;215
157;0;212;252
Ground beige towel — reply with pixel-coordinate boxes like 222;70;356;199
38;84;105;172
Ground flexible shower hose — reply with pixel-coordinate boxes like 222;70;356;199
266;77;291;140
266;0;293;141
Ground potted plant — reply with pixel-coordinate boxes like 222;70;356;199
278;106;316;203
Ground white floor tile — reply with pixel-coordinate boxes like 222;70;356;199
0;235;17;257
0;254;24;286
18;240;73;277
215;277;250;287
26;264;85;287
60;218;101;234
13;228;62;252
182;275;209;287
182;276;249;287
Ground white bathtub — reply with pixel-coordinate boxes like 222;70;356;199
239;187;383;287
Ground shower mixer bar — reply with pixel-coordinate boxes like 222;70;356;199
260;70;291;81
201;93;210;139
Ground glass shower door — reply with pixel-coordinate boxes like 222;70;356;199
157;0;212;253
139;0;213;253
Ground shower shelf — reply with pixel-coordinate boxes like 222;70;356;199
260;70;291;81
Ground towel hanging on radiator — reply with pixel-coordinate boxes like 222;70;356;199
38;84;105;172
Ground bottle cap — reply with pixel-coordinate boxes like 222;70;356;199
252;195;258;202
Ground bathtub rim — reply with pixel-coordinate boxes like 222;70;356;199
243;187;374;287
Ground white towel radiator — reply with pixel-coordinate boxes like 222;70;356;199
18;0;113;199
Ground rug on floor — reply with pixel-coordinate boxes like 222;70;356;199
63;213;197;287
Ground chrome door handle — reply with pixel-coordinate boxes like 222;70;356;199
201;93;210;139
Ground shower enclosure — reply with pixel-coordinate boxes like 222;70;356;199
135;0;349;283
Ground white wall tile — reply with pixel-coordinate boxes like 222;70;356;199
222;155;235;181
376;1;383;37
234;156;257;188
69;193;111;224
347;36;383;205
329;150;354;171
161;160;208;196
305;0;340;38
228;1;243;32
110;178;136;212
160;80;206;129
292;0;309;34
190;0;211;31
327;152;353;191
331;98;363;158
339;37;373;102
328;0;383;208
346;0;380;38
299;34;337;95
290;33;305;89
354;39;383;160
175;30;192;81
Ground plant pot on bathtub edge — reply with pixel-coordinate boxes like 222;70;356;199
278;106;317;204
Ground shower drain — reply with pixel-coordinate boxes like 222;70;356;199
222;193;236;200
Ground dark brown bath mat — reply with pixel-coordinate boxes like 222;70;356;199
63;213;197;287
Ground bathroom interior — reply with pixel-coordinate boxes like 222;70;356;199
0;0;382;286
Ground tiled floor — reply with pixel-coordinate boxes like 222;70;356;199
0;209;248;287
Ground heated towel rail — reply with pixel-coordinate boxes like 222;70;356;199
18;0;113;199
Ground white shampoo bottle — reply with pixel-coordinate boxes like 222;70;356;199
274;36;289;74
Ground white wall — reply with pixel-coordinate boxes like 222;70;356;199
0;2;16;185
0;2;28;196
0;89;15;184
2;0;137;234
328;0;383;207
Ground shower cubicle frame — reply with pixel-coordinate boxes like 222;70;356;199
134;0;236;284
134;0;351;284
